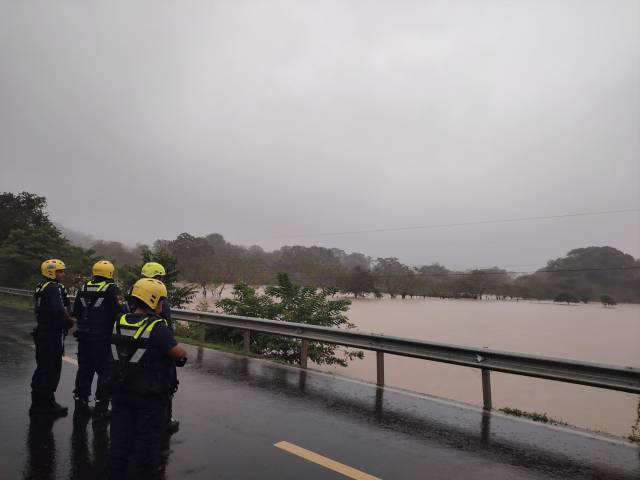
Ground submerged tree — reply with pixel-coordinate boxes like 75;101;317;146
217;273;363;366
554;292;579;305
600;295;618;307
341;266;376;298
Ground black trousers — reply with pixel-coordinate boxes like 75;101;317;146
74;336;111;401
30;331;63;403
109;393;169;480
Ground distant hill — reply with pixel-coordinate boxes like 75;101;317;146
517;246;640;303
53;224;640;303
55;223;95;249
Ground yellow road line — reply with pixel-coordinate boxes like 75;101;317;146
63;355;78;366
1;335;78;366
274;441;381;480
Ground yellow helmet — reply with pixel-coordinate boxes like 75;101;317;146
92;260;115;279
141;262;166;278
41;259;66;279
131;278;167;309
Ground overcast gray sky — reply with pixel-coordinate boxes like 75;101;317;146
1;0;638;269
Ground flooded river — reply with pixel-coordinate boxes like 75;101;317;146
318;298;640;437
191;290;639;437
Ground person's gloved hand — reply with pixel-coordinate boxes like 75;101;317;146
175;357;187;367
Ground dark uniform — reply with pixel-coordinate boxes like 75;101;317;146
30;280;70;411
161;298;180;429
127;291;178;431
109;312;178;479
72;277;123;409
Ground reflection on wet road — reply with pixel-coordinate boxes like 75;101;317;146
0;306;638;479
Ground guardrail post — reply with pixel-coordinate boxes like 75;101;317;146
482;369;492;411
300;339;309;369
376;351;385;387
243;330;251;353
198;323;206;342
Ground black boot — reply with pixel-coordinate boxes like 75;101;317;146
93;399;111;421
167;417;180;434
30;393;68;417
74;397;93;415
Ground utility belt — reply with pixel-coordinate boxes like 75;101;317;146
76;317;113;337
75;330;111;341
32;327;64;337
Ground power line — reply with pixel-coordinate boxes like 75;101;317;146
274;208;640;239
206;265;640;281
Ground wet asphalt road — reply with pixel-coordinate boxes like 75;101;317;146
0;305;638;480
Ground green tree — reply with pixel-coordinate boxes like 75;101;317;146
554;292;579;304
0;192;51;244
0;192;95;288
217;273;363;366
373;257;412;298
341;266;375;298
600;295;617;307
119;246;197;309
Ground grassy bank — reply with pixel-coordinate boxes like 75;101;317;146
499;407;568;426
174;335;246;356
0;293;32;311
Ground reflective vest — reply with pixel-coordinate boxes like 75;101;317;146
110;313;175;396
76;280;115;336
34;280;69;331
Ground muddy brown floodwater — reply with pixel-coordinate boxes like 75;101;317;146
314;298;640;437
190;290;639;437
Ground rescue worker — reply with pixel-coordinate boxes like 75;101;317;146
109;278;187;479
140;261;180;433
30;259;74;416
72;260;124;418
140;262;172;324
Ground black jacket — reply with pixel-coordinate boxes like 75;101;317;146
34;279;70;334
110;313;176;396
73;277;124;338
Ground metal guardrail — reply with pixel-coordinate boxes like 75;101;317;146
2;286;639;410
0;286;36;296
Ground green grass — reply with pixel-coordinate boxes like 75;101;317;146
0;293;32;311
174;335;247;355
499;407;568;426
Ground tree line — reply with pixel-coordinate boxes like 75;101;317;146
2;191;639;303
93;231;640;304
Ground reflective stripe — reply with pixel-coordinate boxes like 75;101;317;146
93;298;104;308
113;315;167;366
132;318;166;339
118;315;166;339
129;349;145;363
35;281;52;294
120;317;149;328
85;281;109;293
140;319;162;338
80;298;87;307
